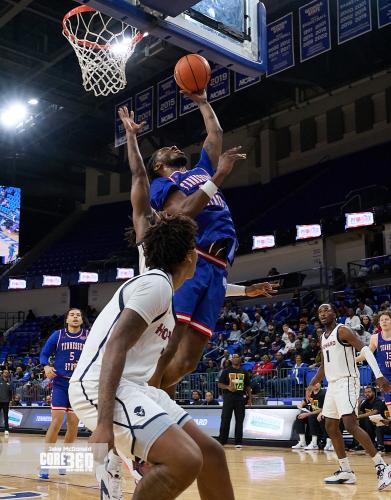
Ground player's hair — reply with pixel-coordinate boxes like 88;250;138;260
146;150;162;181
64;308;89;329
318;303;337;314
379;310;391;320
143;212;197;273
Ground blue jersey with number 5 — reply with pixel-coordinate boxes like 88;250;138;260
150;148;237;264
40;328;89;379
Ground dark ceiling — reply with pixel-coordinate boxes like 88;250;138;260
0;0;391;250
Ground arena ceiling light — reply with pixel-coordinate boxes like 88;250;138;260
28;98;39;105
1;103;28;128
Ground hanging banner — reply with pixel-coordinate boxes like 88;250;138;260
338;0;372;44
299;0;331;62
207;66;230;102
114;97;132;148
378;0;391;27
267;13;295;77
157;76;177;128
179;92;198;116
135;86;154;136
234;72;261;91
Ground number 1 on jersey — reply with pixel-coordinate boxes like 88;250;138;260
326;350;330;362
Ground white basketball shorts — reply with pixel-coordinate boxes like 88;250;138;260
322;377;360;420
69;379;191;461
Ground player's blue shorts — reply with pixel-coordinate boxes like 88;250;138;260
174;250;227;337
51;377;73;412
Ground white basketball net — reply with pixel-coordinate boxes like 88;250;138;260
63;7;143;97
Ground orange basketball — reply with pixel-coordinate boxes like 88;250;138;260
174;54;211;93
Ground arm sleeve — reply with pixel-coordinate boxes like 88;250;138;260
39;331;60;365
196;148;215;177
123;275;172;326
150;177;179;211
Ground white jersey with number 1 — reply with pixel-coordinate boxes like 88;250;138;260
321;323;359;382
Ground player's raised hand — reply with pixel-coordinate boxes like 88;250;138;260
180;89;208;105
245;282;279;298
376;376;391;393
44;365;57;380
118;107;146;135
217;146;246;176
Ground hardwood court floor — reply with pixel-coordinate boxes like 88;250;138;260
0;434;389;499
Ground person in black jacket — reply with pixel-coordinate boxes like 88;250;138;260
203;391;219;405
218;354;252;448
0;370;12;436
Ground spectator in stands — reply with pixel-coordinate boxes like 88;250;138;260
237;308;252;328
43;395;52;407
205;359;219;375
356;301;374;318
220;305;236;323
271;335;285;355
344;307;361;332
281;332;296;356
281;355;307;397
297;331;309;349
266;352;288;397
267;267;279;277
203;341;218;360
291;383;332;451
217;332;228;353
357;324;372;346
190;390;203;405
267;323;276;339
227;323;242;344
0;370;11;436
298;320;309;337
250;313;267;337
26;309;36;321
243;347;255;361
220;351;231;369
258;336;272;357
218;353;252;448
292;340;305;361
252;355;274;393
281;323;294;343
303;339;320;365
12;366;24;383
10;394;22;406
352;386;387;452
203;391;219;405
372;313;381;333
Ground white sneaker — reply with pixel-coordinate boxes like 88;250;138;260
324;442;335;452
4;430;9;438
305;442;319;450
324;469;357;484
292;442;306;449
377;464;391;491
235;444;242;449
96;462;123;500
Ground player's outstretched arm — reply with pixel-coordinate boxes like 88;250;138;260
118;107;154;242
163;147;246;218
355;333;377;362
306;354;325;400
183;90;223;168
225;282;279;298
89;309;148;450
339;326;391;392
39;331;60;379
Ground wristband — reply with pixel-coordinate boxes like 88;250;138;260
226;284;246;297
200;180;218;199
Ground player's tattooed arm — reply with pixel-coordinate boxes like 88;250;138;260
163;147;246;218
89;309;148;449
183;90;223;168
118;107;154;242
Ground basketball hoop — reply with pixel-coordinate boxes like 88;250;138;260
63;6;144;97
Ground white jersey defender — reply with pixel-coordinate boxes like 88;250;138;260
321;323;360;420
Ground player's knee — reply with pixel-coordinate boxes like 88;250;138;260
343;420;358;435
201;436;226;464
325;419;338;436
170;442;203;485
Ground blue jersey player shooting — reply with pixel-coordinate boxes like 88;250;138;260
38;308;88;479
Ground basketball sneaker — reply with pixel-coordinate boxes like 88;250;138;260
324;469;357;484
96;456;123;500
4;430;9;438
377;464;391;491
324;442;335;452
305;442;319;450
291;442;306;449
38;468;49;480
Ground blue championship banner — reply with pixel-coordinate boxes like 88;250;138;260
114;97;132;148
378;0;391;27
179;92;198;116
338;0;372;44
267;13;295;77
207;65;230;102
234;72;261;92
299;0;331;62
157;76;177;128
135;86;154;136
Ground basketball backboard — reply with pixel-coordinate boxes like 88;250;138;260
75;1;267;75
